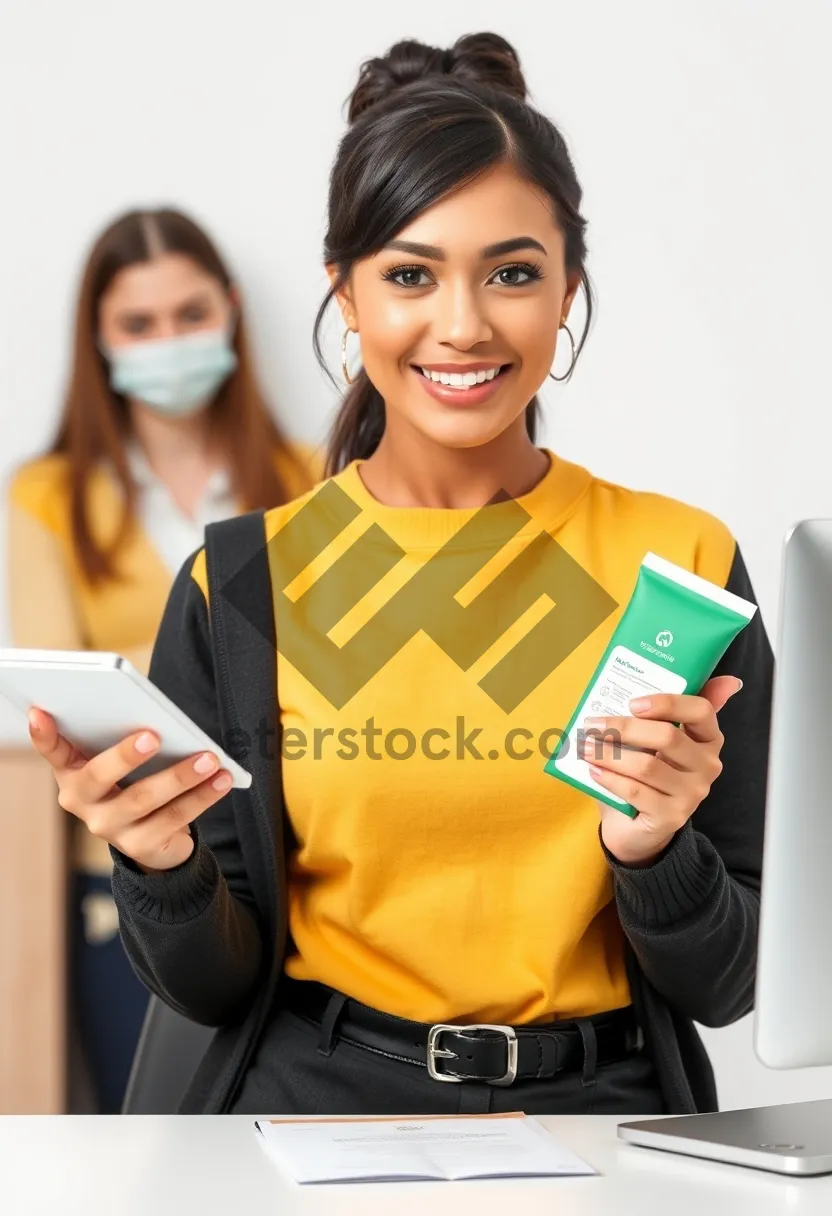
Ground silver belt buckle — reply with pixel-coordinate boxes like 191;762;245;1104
426;1023;519;1086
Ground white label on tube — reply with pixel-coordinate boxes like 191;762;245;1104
553;644;688;804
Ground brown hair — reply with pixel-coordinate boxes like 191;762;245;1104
314;33;594;476
49;207;309;585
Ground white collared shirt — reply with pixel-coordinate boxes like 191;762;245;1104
124;440;241;576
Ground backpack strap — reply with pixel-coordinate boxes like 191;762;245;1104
203;509;280;937
124;511;280;1115
204;509;276;654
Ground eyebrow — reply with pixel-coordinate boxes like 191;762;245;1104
115;292;212;321
174;292;212;311
384;236;548;261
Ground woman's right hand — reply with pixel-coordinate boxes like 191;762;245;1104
28;707;234;874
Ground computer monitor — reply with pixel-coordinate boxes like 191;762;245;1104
619;519;832;1176
754;518;832;1069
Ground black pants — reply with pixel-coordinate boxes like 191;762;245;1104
229;999;668;1116
70;871;150;1113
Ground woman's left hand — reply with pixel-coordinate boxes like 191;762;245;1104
580;675;743;867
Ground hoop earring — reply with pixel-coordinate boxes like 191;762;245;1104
549;320;576;382
341;328;361;386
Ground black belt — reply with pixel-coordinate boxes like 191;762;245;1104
282;978;643;1086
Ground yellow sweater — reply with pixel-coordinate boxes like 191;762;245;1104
7;443;321;657
191;449;736;1025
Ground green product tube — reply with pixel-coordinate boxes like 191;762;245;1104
544;550;757;818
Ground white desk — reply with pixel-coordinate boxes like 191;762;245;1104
1;1114;830;1214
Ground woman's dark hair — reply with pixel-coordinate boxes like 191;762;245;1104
314;32;594;476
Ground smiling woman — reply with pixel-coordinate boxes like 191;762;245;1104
33;32;775;1123
314;38;591;493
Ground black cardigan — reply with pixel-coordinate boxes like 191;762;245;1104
110;514;773;1114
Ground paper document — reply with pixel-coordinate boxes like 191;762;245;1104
254;1113;597;1184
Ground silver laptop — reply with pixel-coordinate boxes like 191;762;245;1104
618;1101;832;1176
619;520;832;1176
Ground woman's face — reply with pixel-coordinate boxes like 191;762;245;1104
336;162;581;450
97;252;233;349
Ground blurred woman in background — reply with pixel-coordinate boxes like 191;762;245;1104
6;207;321;1112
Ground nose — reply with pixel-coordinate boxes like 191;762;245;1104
434;279;493;350
156;318;179;340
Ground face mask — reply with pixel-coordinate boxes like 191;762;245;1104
105;329;238;416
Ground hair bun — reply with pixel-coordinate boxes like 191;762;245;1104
348;32;527;123
447;33;527;102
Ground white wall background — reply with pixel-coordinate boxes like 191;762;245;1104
1;0;830;1111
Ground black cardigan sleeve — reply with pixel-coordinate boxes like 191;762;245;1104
602;543;771;1027
109;549;266;1027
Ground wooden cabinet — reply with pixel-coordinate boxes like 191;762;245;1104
0;748;67;1113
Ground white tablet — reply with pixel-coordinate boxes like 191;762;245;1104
0;647;252;789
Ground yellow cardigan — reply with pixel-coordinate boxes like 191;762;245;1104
6;441;323;874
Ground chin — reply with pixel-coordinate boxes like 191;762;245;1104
409;410;521;452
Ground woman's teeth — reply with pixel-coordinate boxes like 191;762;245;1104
418;366;501;388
